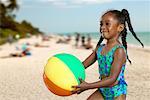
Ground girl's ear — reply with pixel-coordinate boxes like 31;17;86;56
118;24;124;33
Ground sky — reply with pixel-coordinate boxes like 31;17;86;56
2;0;150;33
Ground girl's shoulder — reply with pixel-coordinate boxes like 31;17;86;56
113;45;127;62
113;44;127;59
113;44;126;52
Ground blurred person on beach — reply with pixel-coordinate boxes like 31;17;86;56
42;35;50;41
71;9;144;100
66;34;72;43
1;43;31;58
81;35;86;47
34;43;49;48
7;34;14;44
75;33;80;47
84;34;93;49
56;35;71;44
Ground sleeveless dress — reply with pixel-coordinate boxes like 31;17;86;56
96;44;127;99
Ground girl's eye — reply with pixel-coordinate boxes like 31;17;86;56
106;23;109;25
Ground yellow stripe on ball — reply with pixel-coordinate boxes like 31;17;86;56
44;57;78;91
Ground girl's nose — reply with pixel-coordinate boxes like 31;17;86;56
101;25;106;31
100;25;105;33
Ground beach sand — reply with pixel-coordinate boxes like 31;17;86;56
0;35;150;100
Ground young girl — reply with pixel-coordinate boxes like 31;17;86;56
72;9;144;100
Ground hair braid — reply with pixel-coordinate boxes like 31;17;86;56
121;27;132;64
121;9;144;47
96;36;104;47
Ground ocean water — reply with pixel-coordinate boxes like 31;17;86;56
57;32;150;47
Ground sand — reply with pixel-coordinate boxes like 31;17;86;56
0;35;150;100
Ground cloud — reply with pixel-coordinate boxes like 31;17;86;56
39;0;113;8
72;0;112;5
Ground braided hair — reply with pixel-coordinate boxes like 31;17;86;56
97;9;144;64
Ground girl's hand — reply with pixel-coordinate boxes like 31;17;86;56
71;78;90;94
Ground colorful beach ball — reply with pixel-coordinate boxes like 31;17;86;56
43;53;86;96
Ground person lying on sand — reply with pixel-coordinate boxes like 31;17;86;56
34;43;49;47
10;48;31;57
1;44;31;58
56;35;71;44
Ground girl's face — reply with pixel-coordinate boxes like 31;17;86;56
100;12;123;39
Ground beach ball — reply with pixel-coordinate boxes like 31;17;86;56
43;53;85;96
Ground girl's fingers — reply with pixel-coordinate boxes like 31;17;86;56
72;85;80;88
71;88;80;94
78;78;83;83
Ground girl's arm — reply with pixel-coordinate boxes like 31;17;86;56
82;46;99;69
88;48;126;89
